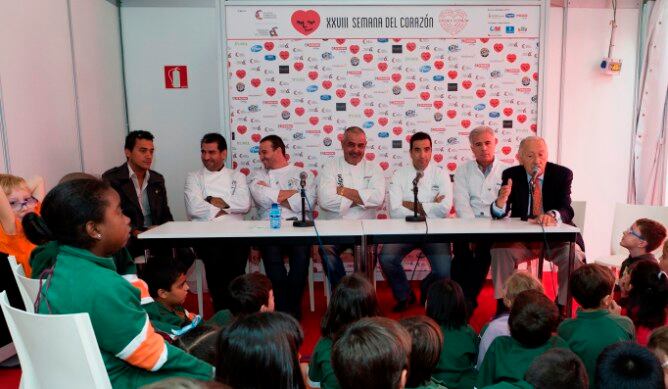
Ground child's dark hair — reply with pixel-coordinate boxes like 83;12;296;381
635;218;667;252
525;348;589;389
596;341;664;389
425;279;468;329
228;272;273;317
399;316;443;388
332;317;411;389
216;312;305;389
627;259;668;328
22;179;111;249
143;258;183;299
173;325;219;365
570;264;615;309
321;274;380;338
509;290;558;348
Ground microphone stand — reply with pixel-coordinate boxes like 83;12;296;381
527;176;535;220
293;184;314;227
406;180;426;222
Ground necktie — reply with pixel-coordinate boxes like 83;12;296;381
532;176;542;216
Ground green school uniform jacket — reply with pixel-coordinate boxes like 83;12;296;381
557;309;635;387
144;301;234;335
432;325;479;389
407;377;449;388
308;337;339;389
476;335;568;387
30;241;136;279
38;245;213;388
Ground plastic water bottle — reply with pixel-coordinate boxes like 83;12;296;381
269;203;281;229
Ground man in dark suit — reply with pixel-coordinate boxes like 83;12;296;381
102;131;178;260
490;136;585;315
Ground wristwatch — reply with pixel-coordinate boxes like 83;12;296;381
205;196;213;203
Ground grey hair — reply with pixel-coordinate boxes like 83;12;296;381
518;136;546;154
468;126;495;143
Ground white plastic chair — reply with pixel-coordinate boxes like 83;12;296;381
594;203;668;269
8;258;40;313
571;200;587;232
0;291;112;389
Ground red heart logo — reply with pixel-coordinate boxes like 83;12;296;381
323;125;333;134
476;89;486;98
377;213;388;219
309;116;319;125
337;133;344;142
294;161;304;168
236;69;246;79
517;114;527;123
264;42;274;51
461;119;471;129
322;80;332;89
364;108;374;118
447;162;457;171
433;154;443;163
391;73;402;82
336;38;345;45
280;98;291;107
448;70;458;79
350;98;361;107
363;53;374;63
405;134;413;143
421;51;431;61
251;78;261;87
506;54;517;63
308;71;318;80
266;87;276;96
240;167;250;176
520;63;530;72
393;38;401;42
406;42;416;51
480;38;489;43
291;10;321;36
447;110;457;119
285;154;291;162
530;124;537;133
433;100;444;109
392;126;403;135
365;153;375;161
489;98;500;108
377;62;388;72
533;72;538;81
462;80;472;89
279;51;290;60
232;161;238;169
349;45;360;54
502;146;511;155
295;107;305;116
378;117;388;126
336;89;346;98
434;60;444;70
379;162;389;171
251;133;261;142
237;125;247;134
405;82;416;91
503;107;513;117
493;43;504;52
294;62;304;71
311;169;319;177
420;91;430;101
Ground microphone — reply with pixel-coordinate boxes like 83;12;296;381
531;165;539;178
406;171;426;222
299;171;307;188
412;171;423;187
294;171;313;227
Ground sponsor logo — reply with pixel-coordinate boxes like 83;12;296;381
323;137;332;146
264;55;276;61
448;83;458;91
378;131;389;138
392;45;403;53
306;85;319;92
420;65;432;73
392;140;403;148
321;52;333;60
250;146;259;153
363;121;374;129
279;65;289;74
336;103;347;111
448;44;461;52
251;45;263;52
320;95;332;101
506;13;516;18
489;111;501;118
433;75;445;81
481;47;490;57
506;26;515;34
377;38;389;43
503;120;513;128
293;132;304;140
474;104;486;111
248;105;260;112
363;80;375;88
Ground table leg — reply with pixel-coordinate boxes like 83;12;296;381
565;241;575;318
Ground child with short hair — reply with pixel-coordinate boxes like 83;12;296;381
524;348;589;389
596;341;664;389
0;174;44;277
477;290;568;387
332;317;411;389
308;274;380;389
648;326;668;385
425;279;478;389
477;271;544;367
622;259;668;345
227;271;275;318
399;316;447;388
618;218;666;285
558;264;635;387
173;325;219;365
23;179;212;386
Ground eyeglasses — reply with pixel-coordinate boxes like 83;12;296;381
8;196;37;212
625;227;645;241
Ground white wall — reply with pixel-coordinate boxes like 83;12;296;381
0;0;126;187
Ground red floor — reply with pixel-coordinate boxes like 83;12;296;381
0;274;563;387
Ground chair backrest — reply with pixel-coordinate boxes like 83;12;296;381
610;203;668;255
0;291;111;389
571;200;587;232
7;258;40;313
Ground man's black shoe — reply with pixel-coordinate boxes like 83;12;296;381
393;291;417;313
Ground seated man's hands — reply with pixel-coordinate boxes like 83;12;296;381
528;213;557;226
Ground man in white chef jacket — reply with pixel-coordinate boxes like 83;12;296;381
184;132;251;311
248;134;315;318
452;126;509;315
380;131;453;312
317;126;386;289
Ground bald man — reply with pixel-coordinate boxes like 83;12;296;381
490;136;585;316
